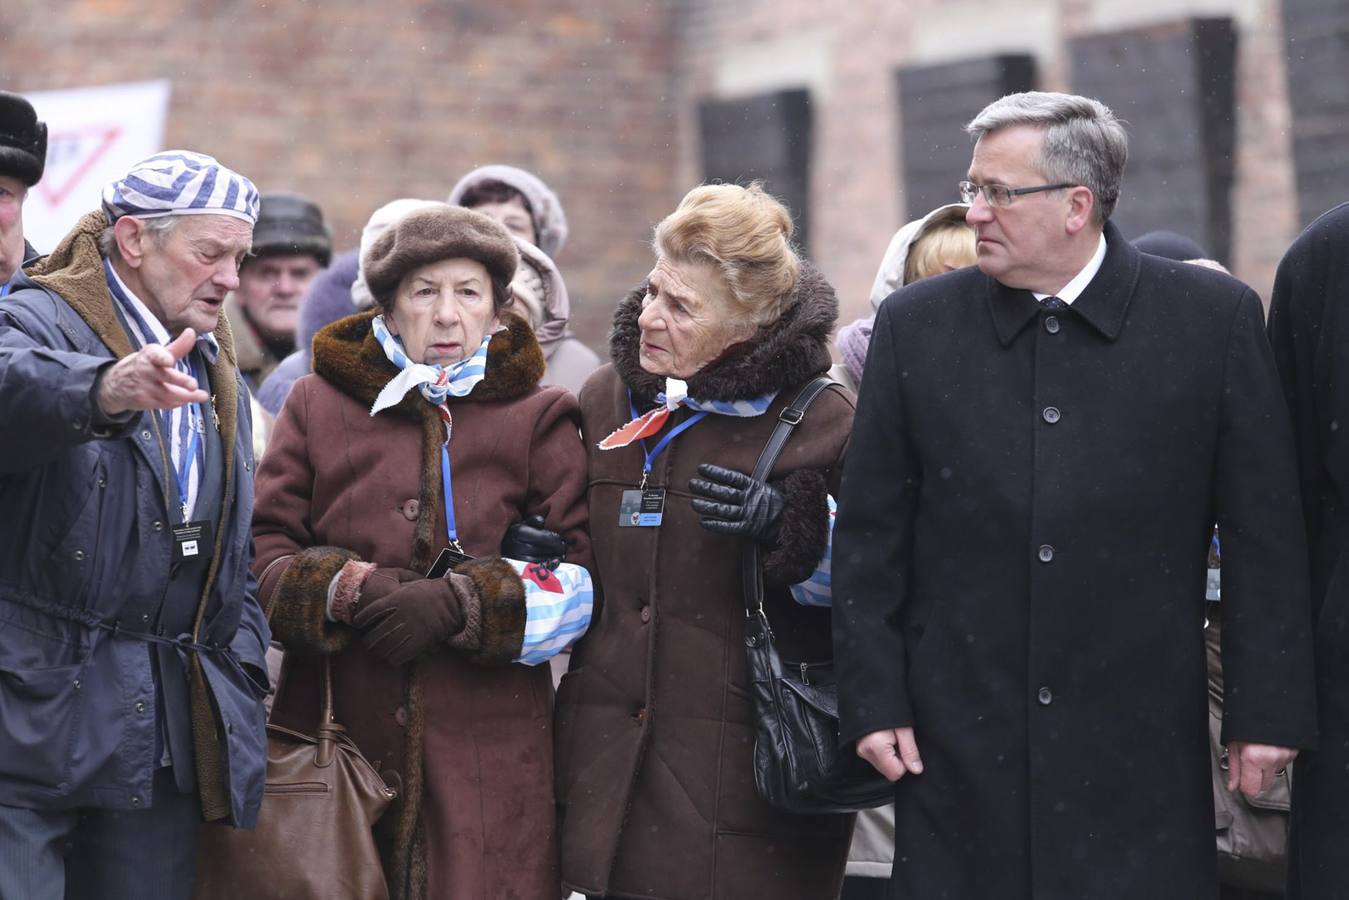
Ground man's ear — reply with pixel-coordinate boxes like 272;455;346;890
113;216;148;269
1065;187;1096;236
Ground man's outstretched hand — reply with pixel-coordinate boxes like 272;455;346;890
98;328;209;416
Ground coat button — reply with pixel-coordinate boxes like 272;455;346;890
1042;406;1061;424
134;701;146;713
639;606;651;623
129;796;142;808
98;476;107;488
633;706;646;724
73;549;85;561
401;500;420;521
141;430;152;441
1037;544;1054;563
1044;316;1060;334
153;520;163;532
394;706;408;727
1037;686;1054;706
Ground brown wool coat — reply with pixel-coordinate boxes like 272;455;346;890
253;311;591;900
555;266;857;900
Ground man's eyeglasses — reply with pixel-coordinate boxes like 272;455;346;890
958;180;1076;208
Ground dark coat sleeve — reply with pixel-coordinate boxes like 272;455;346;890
1268;218;1335;601
0;291;133;474
833;299;922;744
1216;288;1318;749
250;377;358;654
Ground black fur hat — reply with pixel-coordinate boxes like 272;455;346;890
0;91;46;187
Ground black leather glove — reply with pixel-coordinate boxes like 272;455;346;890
351;575;470;666
501;514;566;569
688;463;785;542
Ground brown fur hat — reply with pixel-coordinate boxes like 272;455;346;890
361;202;519;310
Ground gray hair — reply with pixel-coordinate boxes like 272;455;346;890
965;91;1128;224
99;215;181;261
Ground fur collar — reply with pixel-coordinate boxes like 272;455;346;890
311;309;546;419
610;261;838;405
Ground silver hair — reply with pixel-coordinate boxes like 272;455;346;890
99;215;181;261
965;91;1128;224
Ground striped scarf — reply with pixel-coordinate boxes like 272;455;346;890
598;377;777;450
369;315;494;423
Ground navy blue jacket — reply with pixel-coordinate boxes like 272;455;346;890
0;219;269;827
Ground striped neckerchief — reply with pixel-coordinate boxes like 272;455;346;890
104;259;218;521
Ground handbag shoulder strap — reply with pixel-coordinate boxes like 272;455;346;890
741;375;835;616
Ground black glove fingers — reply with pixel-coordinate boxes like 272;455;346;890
688;478;744;503
696;463;754;488
690;497;744;519
698;517;748;535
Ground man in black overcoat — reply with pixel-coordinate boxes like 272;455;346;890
1267;201;1349;899
833;90;1318;900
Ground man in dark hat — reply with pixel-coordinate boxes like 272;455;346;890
224;190;331;388
0;90;47;295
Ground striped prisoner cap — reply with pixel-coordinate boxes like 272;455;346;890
102;150;259;225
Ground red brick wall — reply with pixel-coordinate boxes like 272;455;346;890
0;0;684;350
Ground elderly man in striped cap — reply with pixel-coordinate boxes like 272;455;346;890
0;151;271;899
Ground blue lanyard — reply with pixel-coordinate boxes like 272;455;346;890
169;357;205;521
440;442;462;550
627;392;709;479
0;280;10;298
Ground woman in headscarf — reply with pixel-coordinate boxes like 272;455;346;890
253;203;593;900
450;164;600;391
555;182;856;899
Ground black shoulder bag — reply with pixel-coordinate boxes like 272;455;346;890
742;375;893;814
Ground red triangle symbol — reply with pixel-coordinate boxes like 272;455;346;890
35;125;123;208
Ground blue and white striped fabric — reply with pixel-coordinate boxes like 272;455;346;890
657;376;777;418
101;151;259;225
508;559;595;666
369;314;497;418
104;259;218;520
789;494;835;608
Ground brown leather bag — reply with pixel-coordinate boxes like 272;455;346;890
192;656;397;900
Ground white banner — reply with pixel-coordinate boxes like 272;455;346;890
22;80;172;252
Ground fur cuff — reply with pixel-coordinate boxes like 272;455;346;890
763;469;831;590
269;546;361;654
452;557;526;665
446;573;484;653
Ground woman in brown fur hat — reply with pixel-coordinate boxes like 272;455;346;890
253;203;594;899
555;183;856;899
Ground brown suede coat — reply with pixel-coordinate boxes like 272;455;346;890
254;310;590;900
556;266;857;900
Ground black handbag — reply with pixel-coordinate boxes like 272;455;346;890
742;376;894;814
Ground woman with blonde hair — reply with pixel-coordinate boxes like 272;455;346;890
555;183;855;899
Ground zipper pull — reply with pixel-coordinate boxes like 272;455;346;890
800;662;810;685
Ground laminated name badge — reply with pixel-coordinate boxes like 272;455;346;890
619;488;666;527
172;521;213;565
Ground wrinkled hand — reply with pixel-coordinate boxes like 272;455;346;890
502;514;566;568
97;328;209;416
1226;741;1297;798
351;575;471;666
857;727;924;782
688;463;785;542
